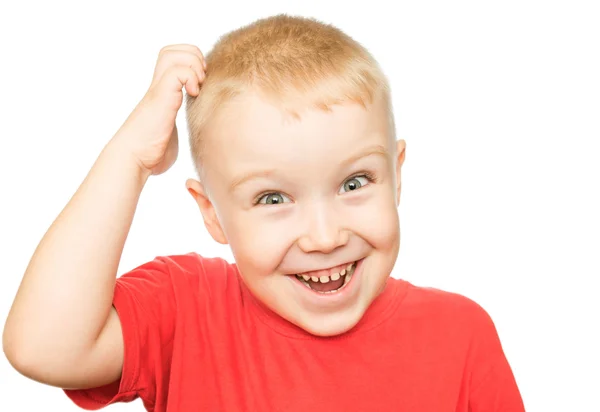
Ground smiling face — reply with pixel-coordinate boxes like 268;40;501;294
186;90;406;336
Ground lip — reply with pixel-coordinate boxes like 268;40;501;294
294;260;356;277
288;257;365;306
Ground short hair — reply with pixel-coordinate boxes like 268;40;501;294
185;14;394;177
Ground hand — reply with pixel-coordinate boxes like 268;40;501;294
113;44;206;176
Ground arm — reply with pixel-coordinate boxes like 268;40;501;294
3;140;148;389
469;357;525;411
2;44;206;389
467;303;525;411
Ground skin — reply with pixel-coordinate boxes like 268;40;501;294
3;45;206;389
186;91;406;336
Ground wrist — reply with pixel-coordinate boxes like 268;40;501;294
103;136;153;183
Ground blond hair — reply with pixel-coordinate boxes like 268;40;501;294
185;14;394;176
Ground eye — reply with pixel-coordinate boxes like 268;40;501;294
254;172;376;206
339;173;374;194
256;192;292;205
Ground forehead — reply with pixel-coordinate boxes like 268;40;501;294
202;91;391;182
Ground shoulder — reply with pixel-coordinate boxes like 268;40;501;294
399;281;497;335
121;252;235;278
127;252;232;275
390;281;505;365
402;282;487;316
117;252;241;299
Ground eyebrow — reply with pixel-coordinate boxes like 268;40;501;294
228;143;390;193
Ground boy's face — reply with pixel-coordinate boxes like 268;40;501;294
187;90;406;336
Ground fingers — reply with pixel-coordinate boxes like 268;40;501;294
161;44;206;69
150;44;206;93
154;66;202;97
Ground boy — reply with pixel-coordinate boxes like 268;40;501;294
3;14;524;411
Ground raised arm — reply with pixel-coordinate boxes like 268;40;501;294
2;45;206;389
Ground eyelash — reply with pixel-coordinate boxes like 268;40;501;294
252;171;377;206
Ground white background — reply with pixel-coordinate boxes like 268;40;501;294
1;0;599;410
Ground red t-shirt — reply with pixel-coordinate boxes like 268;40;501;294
63;253;524;411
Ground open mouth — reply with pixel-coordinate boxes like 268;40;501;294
293;260;358;294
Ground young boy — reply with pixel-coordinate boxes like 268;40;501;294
3;14;524;411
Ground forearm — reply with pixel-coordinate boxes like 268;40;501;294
3;136;150;364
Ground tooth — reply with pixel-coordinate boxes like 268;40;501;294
330;272;340;281
319;275;330;283
311;276;319;282
346;263;353;271
302;274;311;281
340;269;346;276
343;271;352;286
296;275;312;289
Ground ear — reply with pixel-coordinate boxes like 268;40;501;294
395;139;406;206
185;178;228;244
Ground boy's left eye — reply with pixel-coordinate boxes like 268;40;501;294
339;174;371;194
254;173;375;206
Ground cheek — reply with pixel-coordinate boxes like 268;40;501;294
360;191;400;247
226;210;296;272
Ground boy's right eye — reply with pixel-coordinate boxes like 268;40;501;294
255;192;292;205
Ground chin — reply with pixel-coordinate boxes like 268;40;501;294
293;308;365;337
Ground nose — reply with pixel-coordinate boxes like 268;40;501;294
297;201;349;254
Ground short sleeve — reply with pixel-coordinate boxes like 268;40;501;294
63;256;178;410
467;302;525;411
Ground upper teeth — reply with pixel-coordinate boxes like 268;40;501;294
297;262;355;283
